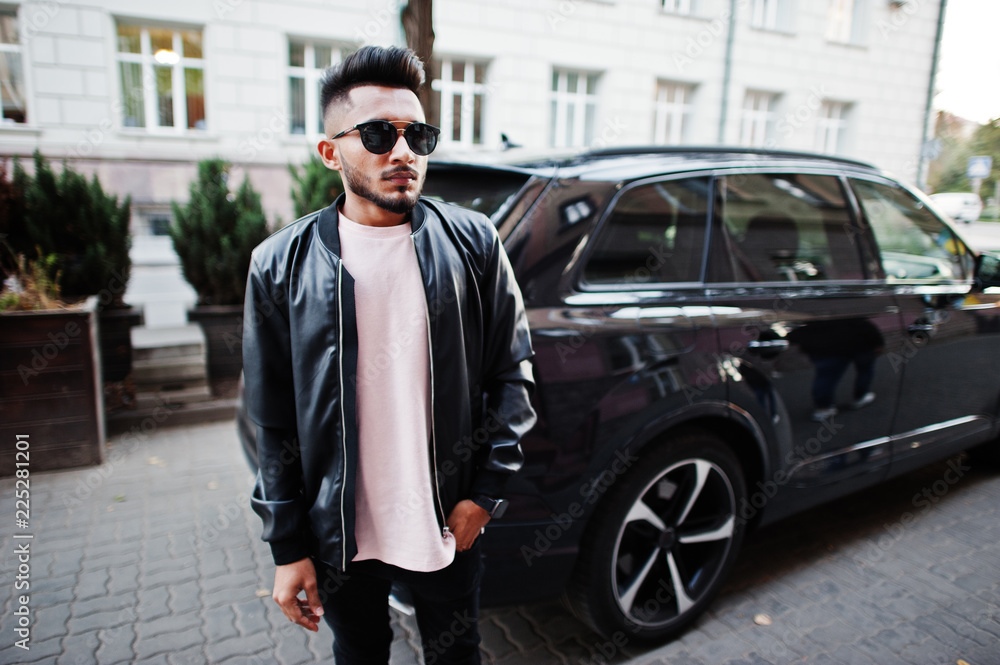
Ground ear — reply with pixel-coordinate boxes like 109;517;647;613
317;139;342;171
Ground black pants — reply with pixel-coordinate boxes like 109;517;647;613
312;542;484;665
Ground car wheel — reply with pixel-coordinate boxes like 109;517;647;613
567;430;747;643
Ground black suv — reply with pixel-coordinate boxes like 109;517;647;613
238;147;1000;643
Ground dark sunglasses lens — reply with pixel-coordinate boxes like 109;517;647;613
404;124;438;155
358;121;396;154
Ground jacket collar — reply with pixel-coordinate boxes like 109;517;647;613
317;193;428;257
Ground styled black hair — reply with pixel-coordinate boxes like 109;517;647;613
320;45;425;122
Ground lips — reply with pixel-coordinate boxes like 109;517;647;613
384;169;417;186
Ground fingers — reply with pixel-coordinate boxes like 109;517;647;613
273;559;324;632
305;581;325;625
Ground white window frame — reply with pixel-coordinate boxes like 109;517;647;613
740;90;778;147
0;9;26;124
550;69;599;149
431;58;489;148
653;81;693;145
116;25;205;133
750;0;786;31
288;39;342;137
662;0;693;15
815;100;851;153
826;0;868;44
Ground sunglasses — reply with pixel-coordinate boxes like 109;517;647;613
329;120;440;156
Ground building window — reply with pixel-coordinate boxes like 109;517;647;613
0;10;26;124
289;40;343;136
815;100;851;153
116;24;205;131
653;81;693;145
430;59;488;147
740;90;778;147
750;0;789;31
662;0;693;15
826;0;867;44
550;69;599;149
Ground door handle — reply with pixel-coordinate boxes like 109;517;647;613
747;339;789;350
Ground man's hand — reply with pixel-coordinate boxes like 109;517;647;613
272;558;325;632
447;499;491;552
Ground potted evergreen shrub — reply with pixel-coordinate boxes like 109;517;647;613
2;152;140;384
290;153;344;218
170;159;271;383
0;153;132;474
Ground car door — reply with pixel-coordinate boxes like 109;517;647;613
848;177;1000;476
707;170;907;522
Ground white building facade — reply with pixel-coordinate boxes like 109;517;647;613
0;0;944;227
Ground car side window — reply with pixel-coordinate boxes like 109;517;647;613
716;173;865;282
582;177;709;285
850;179;971;282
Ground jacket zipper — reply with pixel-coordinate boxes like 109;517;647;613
336;260;349;569
412;236;449;533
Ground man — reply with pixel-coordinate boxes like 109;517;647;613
242;45;536;665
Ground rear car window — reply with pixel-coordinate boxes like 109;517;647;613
423;165;532;224
716;172;865;282
582;176;710;285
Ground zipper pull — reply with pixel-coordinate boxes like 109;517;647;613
442;526;451;539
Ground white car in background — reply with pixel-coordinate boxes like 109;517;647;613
930;192;983;223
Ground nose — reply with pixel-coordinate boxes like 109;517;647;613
388;128;415;161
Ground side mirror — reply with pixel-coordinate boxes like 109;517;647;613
974;253;1000;290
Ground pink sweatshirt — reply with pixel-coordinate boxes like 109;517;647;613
338;211;456;572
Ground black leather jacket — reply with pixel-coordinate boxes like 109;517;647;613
243;196;536;568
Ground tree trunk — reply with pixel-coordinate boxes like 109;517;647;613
401;0;435;113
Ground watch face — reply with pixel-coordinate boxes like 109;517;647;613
491;499;508;519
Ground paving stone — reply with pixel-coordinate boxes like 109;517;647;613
852;637;917;665
95;624;136;665
167;579;201;615
479;615;519;661
488;608;541;653
202;603;240;642
234;597;272;635
136;584;171;622
166;646;206;665
67;606;136;635
57;630;99;664
205;632;274;663
803;618;857;651
202;570;254;595
34;602;72;643
136;610;202;642
71;591;136;620
134;625;203;661
0;636;62;663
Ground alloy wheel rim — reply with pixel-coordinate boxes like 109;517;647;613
611;457;737;629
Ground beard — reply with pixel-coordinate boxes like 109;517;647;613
341;159;423;215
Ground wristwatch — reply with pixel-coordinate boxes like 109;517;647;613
472;495;508;519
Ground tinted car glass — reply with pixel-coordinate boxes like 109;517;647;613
718;173;864;282
850;179;972;282
582;177;709;285
423;164;532;223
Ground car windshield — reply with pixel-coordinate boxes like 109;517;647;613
423;164;533;225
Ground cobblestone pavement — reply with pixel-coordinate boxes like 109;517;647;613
1;420;998;664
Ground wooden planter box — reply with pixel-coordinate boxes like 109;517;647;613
98;305;143;382
188;304;244;382
0;297;106;476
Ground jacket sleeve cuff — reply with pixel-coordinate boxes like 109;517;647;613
470;469;513;500
269;539;312;566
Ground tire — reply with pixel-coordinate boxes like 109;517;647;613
566;430;747;644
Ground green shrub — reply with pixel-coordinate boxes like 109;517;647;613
290;153;344;219
1;151;131;306
170;159;271;306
